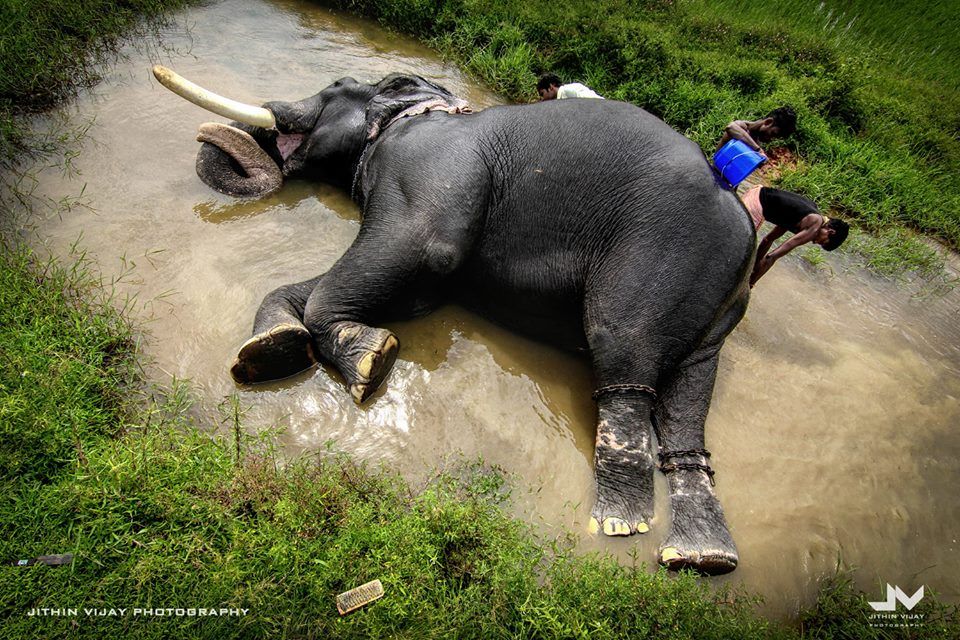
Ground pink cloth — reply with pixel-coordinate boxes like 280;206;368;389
741;185;764;230
368;98;473;139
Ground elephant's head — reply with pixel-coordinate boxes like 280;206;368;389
154;67;469;198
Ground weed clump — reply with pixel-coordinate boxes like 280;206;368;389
0;0;192;166
0;245;136;485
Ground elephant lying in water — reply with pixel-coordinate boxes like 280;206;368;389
164;71;755;575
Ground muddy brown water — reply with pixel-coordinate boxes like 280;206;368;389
20;0;960;620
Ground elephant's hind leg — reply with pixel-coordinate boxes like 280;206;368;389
584;301;665;537
232;276;321;384
653;346;738;576
590;387;657;537
583;262;737;539
652;297;748;576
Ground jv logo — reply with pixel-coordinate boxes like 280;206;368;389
868;585;924;611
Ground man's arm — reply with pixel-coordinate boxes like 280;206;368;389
756;226;786;260
750;226;788;286
718;119;765;155
750;221;817;286
750;255;775;286
764;215;822;262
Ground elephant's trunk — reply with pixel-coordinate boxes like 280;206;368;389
195;123;283;198
153;65;276;129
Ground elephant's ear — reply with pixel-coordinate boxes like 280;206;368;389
364;74;469;140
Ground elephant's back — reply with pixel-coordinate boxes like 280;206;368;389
462;100;753;330
475;99;752;252
480;99;707;175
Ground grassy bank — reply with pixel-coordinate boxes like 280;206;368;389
321;0;959;275
0;0;193;167
0;246;774;639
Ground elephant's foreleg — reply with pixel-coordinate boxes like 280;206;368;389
232;276;322;384
314;319;400;405
301;220;465;404
653;345;738;576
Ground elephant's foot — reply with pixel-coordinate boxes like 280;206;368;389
589;471;654;536
231;323;317;384
589;420;655;536
330;322;399;405
658;463;738;575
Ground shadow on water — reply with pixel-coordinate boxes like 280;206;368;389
22;0;960;621
194;181;360;223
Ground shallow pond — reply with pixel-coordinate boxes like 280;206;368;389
23;0;960;620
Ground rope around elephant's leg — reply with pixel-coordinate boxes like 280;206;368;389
658;448;716;487
591;383;657;401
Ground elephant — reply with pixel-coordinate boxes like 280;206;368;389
165;71;755;575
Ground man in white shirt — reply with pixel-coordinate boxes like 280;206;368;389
537;73;603;101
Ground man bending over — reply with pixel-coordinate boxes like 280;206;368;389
742;186;849;285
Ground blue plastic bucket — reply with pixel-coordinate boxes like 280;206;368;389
713;139;765;187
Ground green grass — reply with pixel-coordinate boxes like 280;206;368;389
684;0;959;90
800;572;960;639
0;0;193;167
0;244;137;485
321;0;959;276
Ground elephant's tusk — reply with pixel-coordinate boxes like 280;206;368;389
152;65;276;129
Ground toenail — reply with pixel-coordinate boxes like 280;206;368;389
661;547;683;563
357;351;376;379
350;383;368;404
603;518;630;536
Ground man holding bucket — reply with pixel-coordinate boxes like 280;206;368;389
713;106;796;188
717;106;797;158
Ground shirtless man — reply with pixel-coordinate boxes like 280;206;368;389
718;106;796;158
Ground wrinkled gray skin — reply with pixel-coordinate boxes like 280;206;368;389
195;74;755;575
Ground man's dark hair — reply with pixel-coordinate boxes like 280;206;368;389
765;106;797;137
823;218;849;251
537;73;562;92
